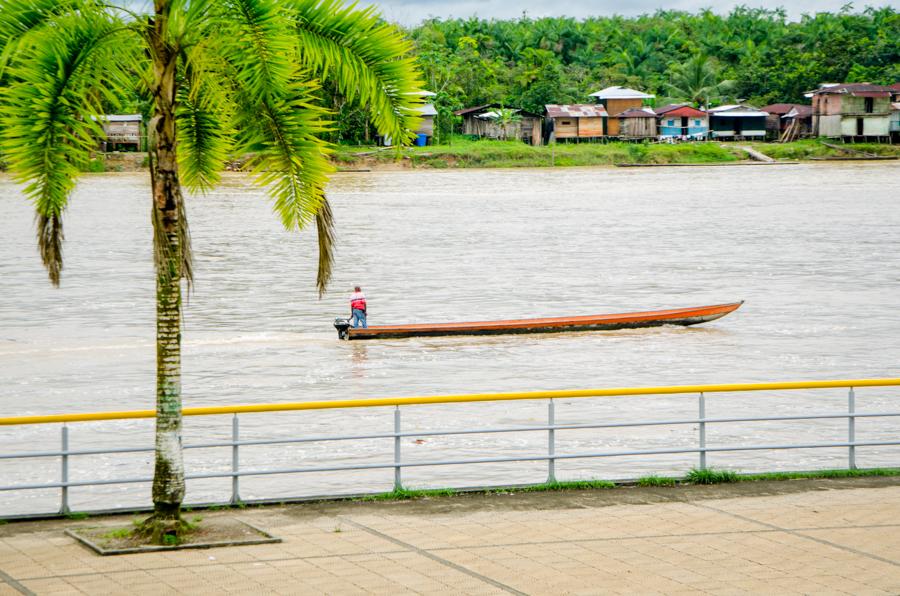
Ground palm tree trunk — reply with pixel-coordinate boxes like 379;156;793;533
144;1;187;541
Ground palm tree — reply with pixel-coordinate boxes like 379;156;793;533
666;53;736;107
493;108;522;140
0;0;421;542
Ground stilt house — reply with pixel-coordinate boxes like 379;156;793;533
544;105;607;142
615;108;657;139
455;105;543;145
707;105;767;139
588;86;655;137
95;114;143;151
809;83;892;141
655;105;708;140
760;104;811;138
779;105;813;142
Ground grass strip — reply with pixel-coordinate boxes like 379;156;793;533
353;468;900;501
334;137;900;170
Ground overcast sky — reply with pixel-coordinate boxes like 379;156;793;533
375;0;900;26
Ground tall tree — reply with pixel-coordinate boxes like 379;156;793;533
0;0;422;542
666;54;736;107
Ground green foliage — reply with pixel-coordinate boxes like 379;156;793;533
518;479;616;491
336;137;741;168
685;468;741;484
379;6;900;146
65;512;90;520
162;533;179;546
82;158;106;173
637;475;678;487
103;528;133;539
359;487;459;501
0;0;424;292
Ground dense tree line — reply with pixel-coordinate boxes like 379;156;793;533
337;6;900;143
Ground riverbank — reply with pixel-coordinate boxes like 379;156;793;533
335;138;900;170
3;478;900;594
66;139;900;173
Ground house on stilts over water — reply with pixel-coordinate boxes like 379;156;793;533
809;83;893;142
588;86;655;138
655;104;708;140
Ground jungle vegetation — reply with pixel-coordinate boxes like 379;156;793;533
337;6;900;144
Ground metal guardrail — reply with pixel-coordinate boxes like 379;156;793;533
1;378;899;517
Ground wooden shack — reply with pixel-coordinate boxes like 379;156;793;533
760;103;811;138
810;83;892;141
588;86;654;137
615;107;657;139
707;105;767;140
454;104;543;145
96;114;143;151
544;104;607;142
655;105;708;140
779;105;813;142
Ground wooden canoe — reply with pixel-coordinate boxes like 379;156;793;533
334;301;743;340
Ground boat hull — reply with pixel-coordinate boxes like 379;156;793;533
336;302;743;340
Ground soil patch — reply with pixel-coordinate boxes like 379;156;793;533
67;517;279;555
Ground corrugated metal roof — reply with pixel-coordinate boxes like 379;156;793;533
454;104;542;118
654;103;690;115
588;86;654;99
656;105;706;118
545;104;608;118
92;114;142;122
419;103;438;117
782;105;813;118
615;107;656;118
810;83;891;97
708;104;766;117
454;104;492;116
761;103;808;115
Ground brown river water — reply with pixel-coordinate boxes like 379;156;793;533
1;163;899;515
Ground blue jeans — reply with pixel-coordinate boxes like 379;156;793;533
350;309;367;328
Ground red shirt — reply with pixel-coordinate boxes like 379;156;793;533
350;292;366;312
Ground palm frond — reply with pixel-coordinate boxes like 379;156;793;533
176;65;233;192
291;0;424;144
0;0;98;79
315;199;335;296
209;0;335;292
215;0;295;100
0;10;132;286
233;78;333;230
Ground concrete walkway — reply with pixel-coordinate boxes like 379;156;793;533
2;478;900;595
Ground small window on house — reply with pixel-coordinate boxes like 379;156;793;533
561;120;572;125
667;119;675;126
694;119;701;126
864;97;874;113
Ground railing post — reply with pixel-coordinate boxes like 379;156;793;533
698;392;707;471
848;387;856;470
231;414;240;504
548;399;556;483
60;425;69;514
394;406;402;491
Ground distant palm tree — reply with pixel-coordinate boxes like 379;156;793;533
0;0;421;542
494;108;522;140
666;54;736;107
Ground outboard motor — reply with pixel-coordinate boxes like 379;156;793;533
334;318;351;340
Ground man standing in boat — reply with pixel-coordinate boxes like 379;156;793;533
349;286;368;328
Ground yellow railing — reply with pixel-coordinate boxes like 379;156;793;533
2;378;899;427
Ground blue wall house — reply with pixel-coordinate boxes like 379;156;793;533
707;105;767;139
655;105;708;140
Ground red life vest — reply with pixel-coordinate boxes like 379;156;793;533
350;292;366;311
